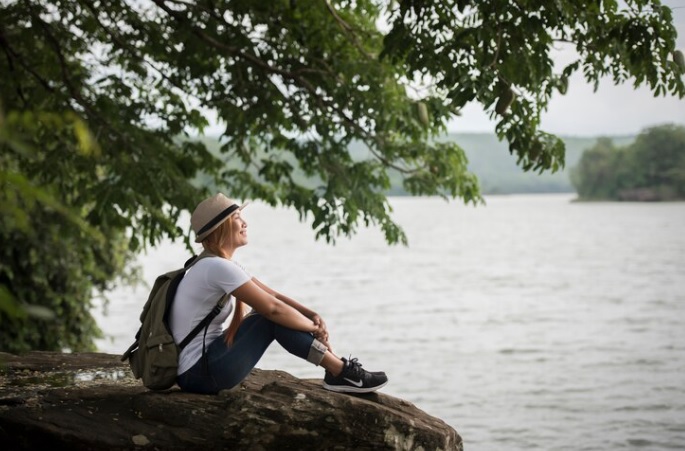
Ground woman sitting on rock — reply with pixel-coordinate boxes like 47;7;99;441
171;193;388;395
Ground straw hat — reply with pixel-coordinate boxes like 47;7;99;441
191;193;248;242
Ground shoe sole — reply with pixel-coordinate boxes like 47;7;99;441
322;380;388;394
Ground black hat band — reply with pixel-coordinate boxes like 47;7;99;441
197;204;239;236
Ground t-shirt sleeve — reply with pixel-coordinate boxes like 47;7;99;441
205;258;252;295
231;260;252;278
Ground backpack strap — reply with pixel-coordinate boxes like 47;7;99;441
175;251;231;351
177;294;229;350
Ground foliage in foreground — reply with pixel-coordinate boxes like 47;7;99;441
571;124;685;201
1;0;683;352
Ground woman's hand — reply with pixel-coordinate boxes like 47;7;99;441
311;314;332;351
250;278;334;351
311;313;327;337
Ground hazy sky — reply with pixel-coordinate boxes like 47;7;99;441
450;2;685;137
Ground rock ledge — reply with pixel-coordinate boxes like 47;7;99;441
0;351;462;450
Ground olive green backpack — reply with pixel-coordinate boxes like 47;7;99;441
121;253;227;390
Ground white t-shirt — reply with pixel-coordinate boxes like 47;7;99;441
171;256;251;374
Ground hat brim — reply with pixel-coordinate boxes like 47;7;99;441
194;202;249;243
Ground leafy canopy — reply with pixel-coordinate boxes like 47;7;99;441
0;0;683;351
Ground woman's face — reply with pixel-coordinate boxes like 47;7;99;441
230;212;248;248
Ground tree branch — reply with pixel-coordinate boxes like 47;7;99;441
324;0;375;60
77;0;201;107
149;0;416;174
0;29;55;97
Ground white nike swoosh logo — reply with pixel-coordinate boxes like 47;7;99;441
343;377;363;387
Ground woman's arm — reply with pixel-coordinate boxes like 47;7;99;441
251;277;331;349
252;278;317;318
232;280;317;333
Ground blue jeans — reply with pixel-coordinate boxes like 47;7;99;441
177;313;326;394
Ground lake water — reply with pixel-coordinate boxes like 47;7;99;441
94;194;685;450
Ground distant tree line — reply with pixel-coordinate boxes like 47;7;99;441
571;124;685;201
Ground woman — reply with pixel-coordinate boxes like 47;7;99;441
171;193;388;395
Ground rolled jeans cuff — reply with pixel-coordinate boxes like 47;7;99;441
307;338;327;366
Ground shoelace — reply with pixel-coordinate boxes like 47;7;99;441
345;357;364;378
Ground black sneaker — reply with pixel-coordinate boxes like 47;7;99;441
323;357;388;393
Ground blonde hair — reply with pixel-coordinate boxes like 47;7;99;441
201;216;244;345
202;218;231;258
